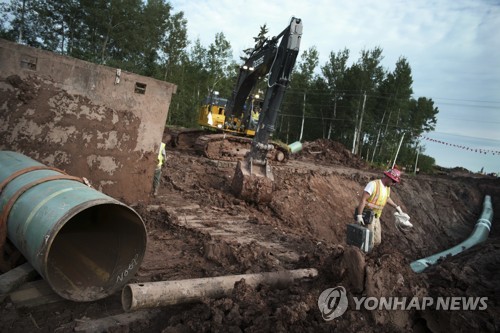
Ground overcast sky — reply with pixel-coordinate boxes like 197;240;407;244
169;0;500;174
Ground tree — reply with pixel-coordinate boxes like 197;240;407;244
321;48;350;142
25;0;84;54
0;2;440;169
371;56;414;163
1;0;44;46
278;46;319;143
136;0;172;77
349;47;386;155
206;32;233;96
242;24;268;61
160;11;188;81
407;97;438;134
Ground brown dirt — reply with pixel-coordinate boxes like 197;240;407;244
1;99;500;332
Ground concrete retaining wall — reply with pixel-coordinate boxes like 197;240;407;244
0;39;177;203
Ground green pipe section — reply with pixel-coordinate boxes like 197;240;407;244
288;141;303;154
411;195;493;273
0;151;147;301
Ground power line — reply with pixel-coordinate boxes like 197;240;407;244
425;131;500;143
285;89;500;110
428;97;500;104
437;116;500;124
436;102;499;109
277;112;500;144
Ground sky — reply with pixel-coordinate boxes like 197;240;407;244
169;0;500;174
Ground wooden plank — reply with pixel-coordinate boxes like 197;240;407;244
9;279;64;308
0;262;38;294
0;262;38;302
74;309;161;332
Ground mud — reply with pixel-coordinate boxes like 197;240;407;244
1;114;500;332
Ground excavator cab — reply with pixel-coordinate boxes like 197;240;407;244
230;17;303;203
197;93;228;130
198;92;264;137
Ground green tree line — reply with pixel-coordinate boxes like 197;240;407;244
0;0;438;172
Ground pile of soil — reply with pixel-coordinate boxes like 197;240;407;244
1;95;499;333
293;138;372;169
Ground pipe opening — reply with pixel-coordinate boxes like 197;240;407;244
46;203;146;301
122;284;134;311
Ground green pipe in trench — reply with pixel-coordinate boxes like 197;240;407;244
410;195;493;273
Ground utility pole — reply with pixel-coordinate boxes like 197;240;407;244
18;0;26;44
414;148;420;175
299;91;306;141
414;142;420;175
392;132;405;168
327;96;337;140
352;91;367;155
371;108;386;163
355;91;367;155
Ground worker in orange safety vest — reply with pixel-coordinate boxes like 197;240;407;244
355;167;412;248
152;142;167;196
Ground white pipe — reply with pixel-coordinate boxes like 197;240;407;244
411;195;493;273
122;268;317;311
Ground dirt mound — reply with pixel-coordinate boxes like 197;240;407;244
292;139;372;169
420;239;500;332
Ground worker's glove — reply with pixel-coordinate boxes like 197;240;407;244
394;211;413;230
356;214;365;226
396;205;404;215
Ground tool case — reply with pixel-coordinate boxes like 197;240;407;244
346;223;373;252
353;208;374;225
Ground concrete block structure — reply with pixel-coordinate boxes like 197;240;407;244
0;39;177;203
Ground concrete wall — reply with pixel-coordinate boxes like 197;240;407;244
0;39;177;203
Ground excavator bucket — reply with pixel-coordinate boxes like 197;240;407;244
231;160;274;203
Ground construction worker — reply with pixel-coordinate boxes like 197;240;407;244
152;142;167;196
355;167;412;248
250;106;260;129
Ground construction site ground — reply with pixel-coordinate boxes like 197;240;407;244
1;137;499;333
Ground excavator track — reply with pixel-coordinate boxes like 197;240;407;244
194;134;289;163
168;128;207;149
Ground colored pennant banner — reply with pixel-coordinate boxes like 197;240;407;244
418;135;500;156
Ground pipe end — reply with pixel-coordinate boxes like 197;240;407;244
410;260;429;273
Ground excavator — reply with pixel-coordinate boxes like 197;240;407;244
194;93;284;161
174;17;303;203
228;17;302;203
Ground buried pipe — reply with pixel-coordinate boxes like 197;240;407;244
122;268;318;311
410;195;493;273
0;151;147;301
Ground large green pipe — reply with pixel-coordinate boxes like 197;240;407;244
0;151;147;301
411;195;493;273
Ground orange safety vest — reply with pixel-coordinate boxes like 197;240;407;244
251;109;259;121
157;142;166;168
366;179;390;217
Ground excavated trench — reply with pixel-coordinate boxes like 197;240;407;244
126;145;500;332
1;141;499;332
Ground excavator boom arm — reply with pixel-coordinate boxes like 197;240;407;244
225;18;302;131
231;17;303;203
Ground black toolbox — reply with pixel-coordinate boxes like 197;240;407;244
346;223;373;252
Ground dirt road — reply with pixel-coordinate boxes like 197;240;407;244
1;138;499;332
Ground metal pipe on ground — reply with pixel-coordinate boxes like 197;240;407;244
122;268;318;311
0;151;147;301
288;141;303;154
410;195;493;273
